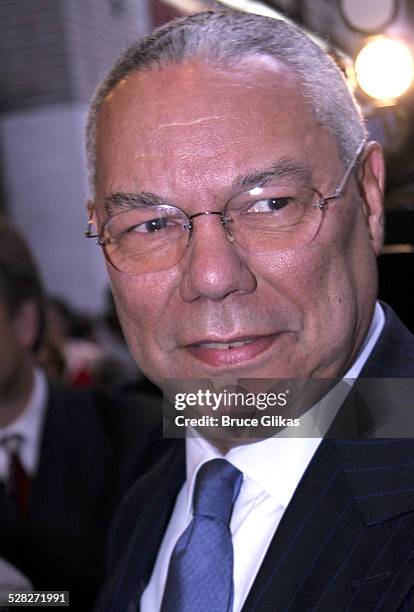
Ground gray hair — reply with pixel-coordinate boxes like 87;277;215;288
86;9;366;195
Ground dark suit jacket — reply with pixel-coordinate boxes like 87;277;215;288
96;304;414;611
0;383;168;611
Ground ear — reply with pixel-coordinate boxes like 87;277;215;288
85;200;98;236
358;141;385;256
12;301;39;351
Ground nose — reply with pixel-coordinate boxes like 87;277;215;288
179;212;257;302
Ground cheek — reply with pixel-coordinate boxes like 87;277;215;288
108;269;178;358
254;230;360;343
255;245;333;312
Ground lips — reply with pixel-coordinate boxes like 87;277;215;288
184;334;277;367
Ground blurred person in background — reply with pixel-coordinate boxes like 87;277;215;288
42;293;153;391
94;287;143;388
43;296;104;388
0;218;167;609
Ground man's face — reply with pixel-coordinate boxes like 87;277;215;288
93;57;383;386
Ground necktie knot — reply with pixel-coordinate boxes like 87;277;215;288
193;459;242;524
0;434;23;454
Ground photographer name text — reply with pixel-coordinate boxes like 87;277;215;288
174;415;300;428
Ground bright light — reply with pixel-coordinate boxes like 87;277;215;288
355;38;414;102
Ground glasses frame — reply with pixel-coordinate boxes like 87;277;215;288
85;141;365;271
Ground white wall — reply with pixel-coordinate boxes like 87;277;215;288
0;102;109;313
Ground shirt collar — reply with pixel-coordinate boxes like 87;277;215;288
186;433;320;511
345;301;385;379
0;368;48;474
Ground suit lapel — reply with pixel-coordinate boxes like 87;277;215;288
97;441;185;611
241;439;362;611
242;442;414;610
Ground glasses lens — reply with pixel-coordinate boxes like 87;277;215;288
102;206;189;273
225;185;324;252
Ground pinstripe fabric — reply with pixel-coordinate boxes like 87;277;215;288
241;439;414;611
95;305;414;612
97;443;186;612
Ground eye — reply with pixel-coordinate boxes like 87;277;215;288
248;197;292;213
127;217;171;234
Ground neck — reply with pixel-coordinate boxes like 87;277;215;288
0;363;35;428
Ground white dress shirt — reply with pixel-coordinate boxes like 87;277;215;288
0;368;48;481
141;302;385;612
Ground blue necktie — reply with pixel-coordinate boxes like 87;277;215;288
160;458;243;612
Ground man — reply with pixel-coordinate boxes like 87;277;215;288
0;219;166;610
87;10;414;611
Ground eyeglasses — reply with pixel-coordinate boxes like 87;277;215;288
86;142;365;274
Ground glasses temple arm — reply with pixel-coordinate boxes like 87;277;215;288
85;212;98;238
331;141;365;199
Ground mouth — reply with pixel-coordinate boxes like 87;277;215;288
197;338;257;350
184;334;278;367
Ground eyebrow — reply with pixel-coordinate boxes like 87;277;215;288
233;159;313;191
103;159;314;214
104;192;172;215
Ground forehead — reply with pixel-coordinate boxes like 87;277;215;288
95;57;336;203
